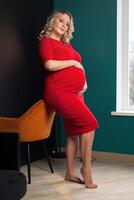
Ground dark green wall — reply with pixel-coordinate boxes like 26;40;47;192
54;0;134;155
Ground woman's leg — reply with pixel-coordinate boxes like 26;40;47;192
65;136;84;183
80;130;97;189
66;136;78;176
49;93;98;186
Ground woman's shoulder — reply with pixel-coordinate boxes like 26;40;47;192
39;36;52;49
39;36;50;43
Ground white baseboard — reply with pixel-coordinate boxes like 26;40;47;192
92;151;134;161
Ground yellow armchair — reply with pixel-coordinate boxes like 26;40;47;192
0;100;56;184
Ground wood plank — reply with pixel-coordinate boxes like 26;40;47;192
22;151;134;200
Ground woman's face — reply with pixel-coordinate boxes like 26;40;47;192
52;14;71;36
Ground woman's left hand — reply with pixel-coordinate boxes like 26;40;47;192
78;81;87;96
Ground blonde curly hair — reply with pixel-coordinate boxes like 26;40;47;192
38;10;74;43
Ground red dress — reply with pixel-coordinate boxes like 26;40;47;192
39;37;99;136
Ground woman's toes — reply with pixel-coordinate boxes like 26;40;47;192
86;183;98;189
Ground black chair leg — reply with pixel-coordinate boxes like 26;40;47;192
26;143;31;184
42;141;54;173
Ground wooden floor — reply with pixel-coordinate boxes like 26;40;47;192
22;151;134;200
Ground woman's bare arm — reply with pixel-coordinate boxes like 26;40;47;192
44;60;84;71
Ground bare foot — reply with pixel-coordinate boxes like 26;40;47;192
80;168;97;189
65;174;84;184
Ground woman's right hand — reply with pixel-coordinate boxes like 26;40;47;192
72;60;84;71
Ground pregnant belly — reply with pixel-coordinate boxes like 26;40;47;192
46;66;86;93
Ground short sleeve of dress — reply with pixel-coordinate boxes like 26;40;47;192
39;37;54;63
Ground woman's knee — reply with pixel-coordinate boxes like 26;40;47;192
68;136;78;143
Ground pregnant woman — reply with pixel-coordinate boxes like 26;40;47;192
38;10;99;189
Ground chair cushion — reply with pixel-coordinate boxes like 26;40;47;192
0;169;27;200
